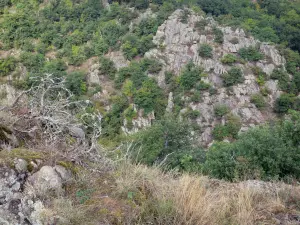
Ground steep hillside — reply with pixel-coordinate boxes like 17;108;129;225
145;9;284;145
1;1;300;224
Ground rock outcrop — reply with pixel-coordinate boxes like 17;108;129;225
0;163;71;225
145;9;284;145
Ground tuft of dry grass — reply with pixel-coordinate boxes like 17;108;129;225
41;161;300;225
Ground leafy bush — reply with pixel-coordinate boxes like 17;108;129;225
101;20;126;47
214;104;230;118
42;59;67;78
198;44;213;58
179;62;203;90
0;57;16;76
274;94;295;113
115;62;147;89
99;57;117;80
68;45;86;66
180;9;190;23
134;79;165;114
195;19;208;30
65;71;87;96
130;118;204;172
206;111;300;181
141;58;162;74
212;114;241;141
238;46;264;61
223;67;244;86
250;93;266;109
221;54;237;65
213;27;224;44
270;68;290;92
20;52;45;72
92;36;109;56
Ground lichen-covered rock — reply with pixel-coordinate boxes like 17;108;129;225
26;166;63;196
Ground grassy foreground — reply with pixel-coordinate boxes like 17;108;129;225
36;161;300;225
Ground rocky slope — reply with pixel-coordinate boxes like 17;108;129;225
145;9;284;145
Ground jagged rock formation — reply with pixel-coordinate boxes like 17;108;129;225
0;163;71;225
145;9;284;145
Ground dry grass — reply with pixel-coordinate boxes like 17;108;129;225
41;162;300;225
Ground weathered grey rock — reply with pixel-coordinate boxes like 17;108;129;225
54;165;72;182
15;159;28;173
68;126;85;140
26;166;63;196
166;92;174;113
106;51;129;69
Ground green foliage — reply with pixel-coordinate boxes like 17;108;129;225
221;54;237;65
134;79;165;115
141;58;162;74
20;52;45;72
213;27;224;44
270;68;290;92
197;0;230;16
206;111;300;181
274;94;295;114
65;71;87;96
212;114;241;141
179;62;203;90
99;57;117;80
121;34;155;59
130;118;204;172
238;46;263;61
195;19;208;30
92;36;109;56
180;9;190;23
198;44;213;58
101;20;126;48
102;95;129;137
115;62;148;89
250;93;266;109
223;67;244;87
214;104;230;118
42;59;67;78
0;57;16;76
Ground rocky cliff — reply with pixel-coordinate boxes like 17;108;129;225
145;9;284;145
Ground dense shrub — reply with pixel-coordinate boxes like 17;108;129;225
250;93;266;109
195;19;208;30
214;104;230;118
198;44;213;58
270;68;290;92
65;71;87;96
92;36;109;56
274;94;295;113
0;57;16;76
42;59;67;78
20;52;45;72
99;57;117;80
179;62;203;90
141;58;162;74
221;54;237;65
238;46;263;61
213;27;224;44
101;20;126;47
206;111;300;181
130;118;204;172
223;67;244;86
134;79;165;114
212;114;241;141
